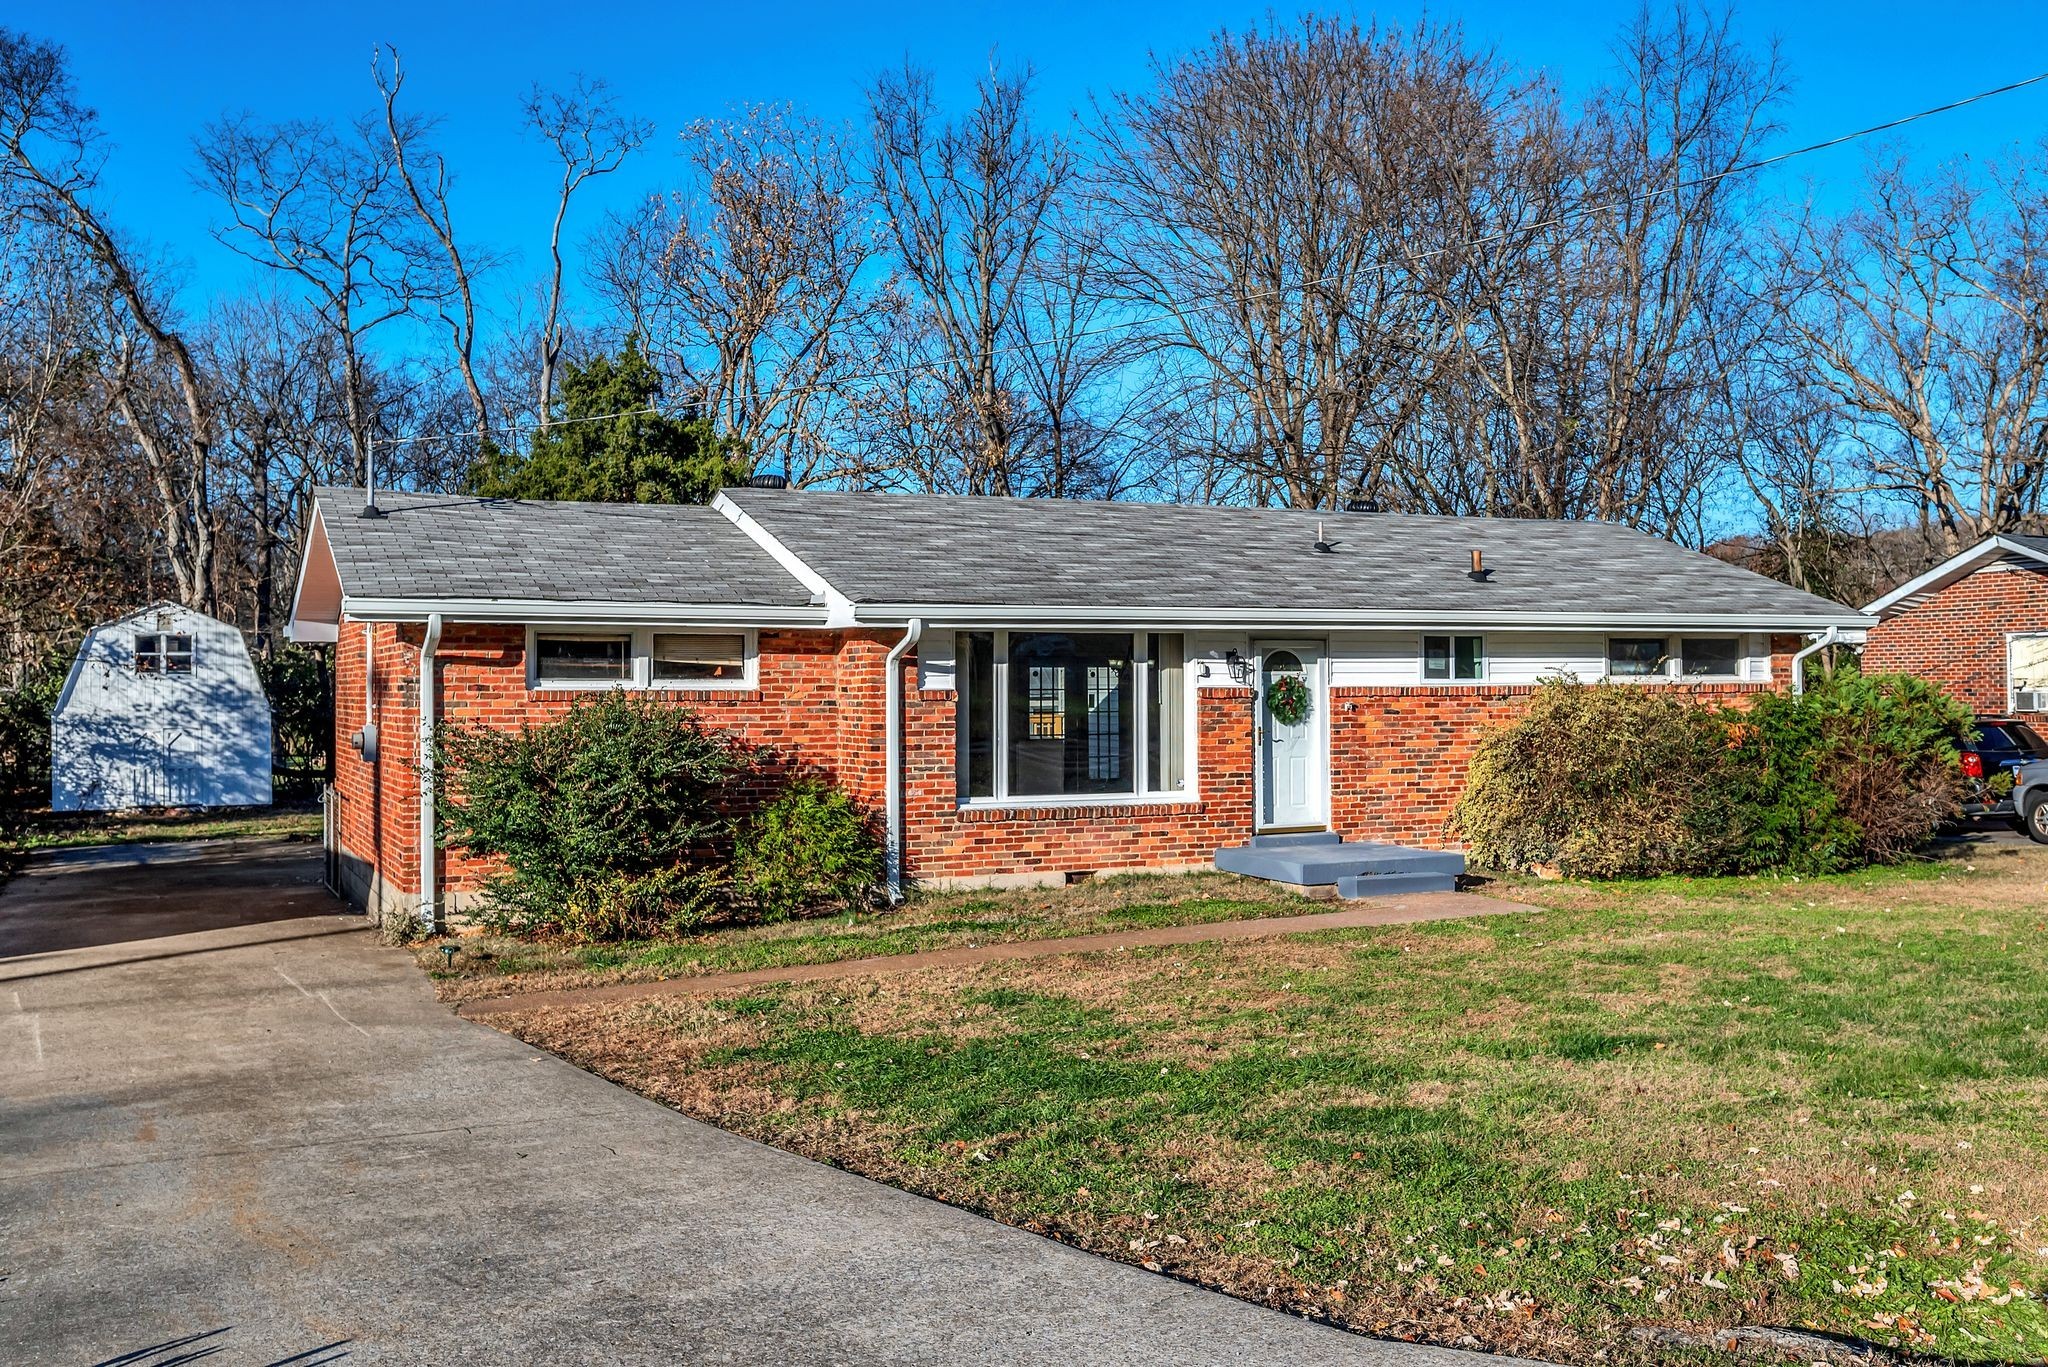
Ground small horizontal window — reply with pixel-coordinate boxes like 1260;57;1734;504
135;633;194;675
1679;636;1740;677
652;632;747;683
1423;634;1485;681
534;634;630;683
1607;637;1668;677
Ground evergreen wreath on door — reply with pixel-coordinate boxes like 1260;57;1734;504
1265;673;1312;727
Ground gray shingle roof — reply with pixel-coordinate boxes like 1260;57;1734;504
313;487;815;607
723;488;1863;621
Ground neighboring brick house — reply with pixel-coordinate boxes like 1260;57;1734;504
288;486;1869;925
1861;534;2048;720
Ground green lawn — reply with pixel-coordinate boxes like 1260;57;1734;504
420;872;1311;1003
497;843;2048;1362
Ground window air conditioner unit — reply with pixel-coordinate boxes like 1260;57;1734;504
2014;690;2048;713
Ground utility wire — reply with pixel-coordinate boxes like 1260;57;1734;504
369;67;2048;452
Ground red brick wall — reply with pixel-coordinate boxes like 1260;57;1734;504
330;620;1785;899
1326;683;1772;847
1863;566;2048;717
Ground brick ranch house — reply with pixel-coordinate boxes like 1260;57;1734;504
287;486;1871;925
1861;533;2048;720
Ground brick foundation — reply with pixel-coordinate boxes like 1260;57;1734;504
1863;565;2048;718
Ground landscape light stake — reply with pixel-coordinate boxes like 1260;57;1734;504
439;944;457;968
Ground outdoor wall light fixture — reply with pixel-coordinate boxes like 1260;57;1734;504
1224;649;1255;686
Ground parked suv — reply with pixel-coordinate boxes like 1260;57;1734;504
2016;760;2048;843
1960;717;2048;820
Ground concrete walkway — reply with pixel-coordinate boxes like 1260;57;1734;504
0;837;1522;1366
459;890;1528;1018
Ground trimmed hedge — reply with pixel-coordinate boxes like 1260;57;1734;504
1451;671;1969;879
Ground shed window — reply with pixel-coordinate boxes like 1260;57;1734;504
956;630;1190;803
651;632;747;684
1679;637;1741;677
134;633;194;675
1423;634;1485;681
1607;637;1669;677
534;634;630;683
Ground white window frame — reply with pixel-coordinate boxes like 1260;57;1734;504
1419;633;1487;683
647;628;757;692
2009;632;2048;712
955;629;1199;809
133;632;195;676
525;626;758;692
1675;635;1745;681
1604;635;1673;680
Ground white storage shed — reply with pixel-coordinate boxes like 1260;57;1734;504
50;603;273;811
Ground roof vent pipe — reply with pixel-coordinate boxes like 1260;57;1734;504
1313;521;1335;554
360;435;386;519
1467;549;1493;582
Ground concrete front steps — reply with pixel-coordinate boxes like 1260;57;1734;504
1214;831;1465;898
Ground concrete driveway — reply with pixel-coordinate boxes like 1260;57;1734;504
1;837;1512;1366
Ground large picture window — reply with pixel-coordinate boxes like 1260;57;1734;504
957;630;1189;803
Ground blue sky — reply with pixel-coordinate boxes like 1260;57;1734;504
17;0;2048;311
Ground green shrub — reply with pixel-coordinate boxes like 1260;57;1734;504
437;692;742;939
1451;670;1970;880
732;780;884;922
1449;678;1743;879
1732;669;1969;873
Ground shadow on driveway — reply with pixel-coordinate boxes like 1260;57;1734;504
0;837;334;959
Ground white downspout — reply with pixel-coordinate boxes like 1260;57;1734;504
883;617;925;904
418;612;443;932
1791;625;1840;695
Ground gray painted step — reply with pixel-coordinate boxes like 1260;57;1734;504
1336;871;1460;898
1215;840;1466;887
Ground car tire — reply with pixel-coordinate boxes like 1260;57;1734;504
2027;793;2048;845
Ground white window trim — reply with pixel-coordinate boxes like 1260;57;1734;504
957;629;1200;809
2009;631;2048;712
1418;632;1488;684
526;626;758;692
647;628;757;692
1673;634;1747;683
1604;635;1675;681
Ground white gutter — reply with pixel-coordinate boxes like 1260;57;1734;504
883;617;925;903
338;597;829;628
1791;625;1839;695
418;612;443;932
837;603;1874;633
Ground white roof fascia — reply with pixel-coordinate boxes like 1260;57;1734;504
837;603;1874;633
286;504;341;643
710;490;859;626
1862;536;2048;617
337;597;831;628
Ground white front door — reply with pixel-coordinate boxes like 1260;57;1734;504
1256;639;1326;830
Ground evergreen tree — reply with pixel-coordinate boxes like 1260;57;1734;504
469;340;747;503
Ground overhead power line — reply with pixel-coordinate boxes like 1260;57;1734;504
369;67;2048;453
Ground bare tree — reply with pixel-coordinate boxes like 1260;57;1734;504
644;104;882;485
3;28;219;610
1089;17;1498;508
377;47;498;455
522;75;650;433
1773;148;2048;553
868;59;1073;495
196;102;433;485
